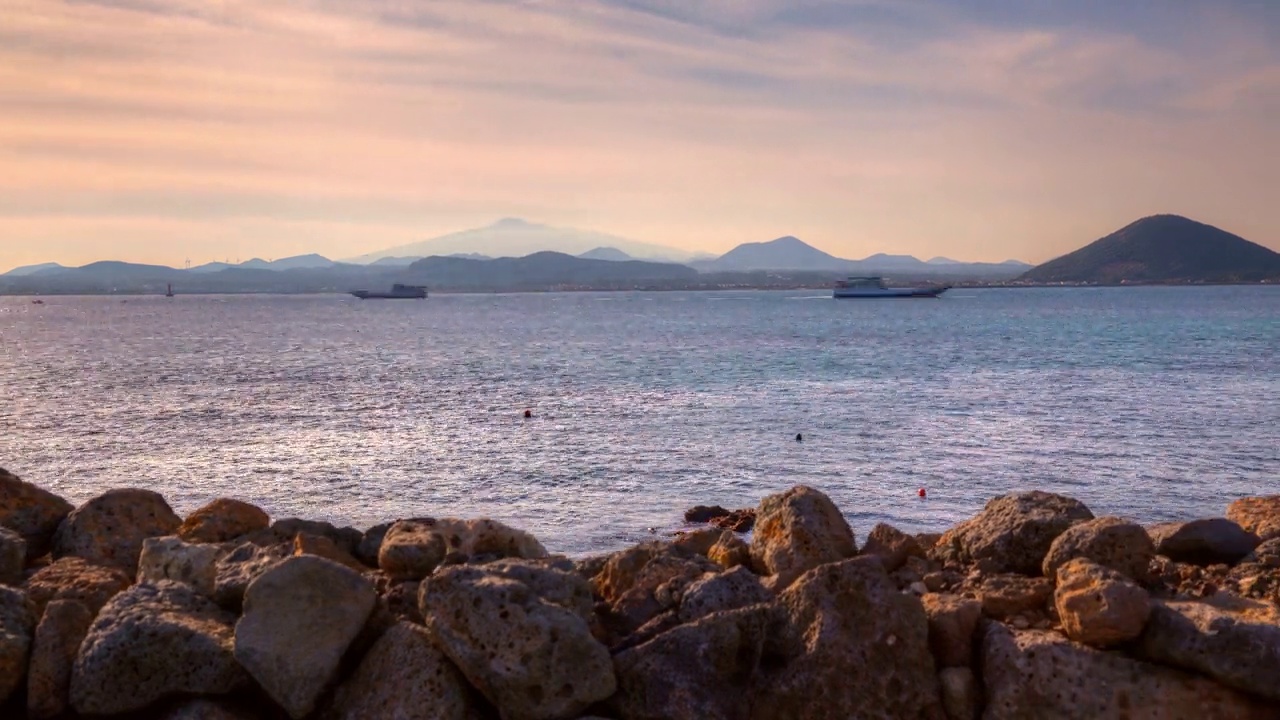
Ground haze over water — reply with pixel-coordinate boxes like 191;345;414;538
3;287;1278;555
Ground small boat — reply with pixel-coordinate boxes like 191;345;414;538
350;283;427;300
833;276;948;299
165;283;175;297
31;299;44;305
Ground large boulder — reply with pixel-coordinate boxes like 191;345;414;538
138;535;222;597
982;623;1273;719
752;557;940;720
293;531;366;573
242;518;363;557
677;566;771;624
707;532;751;569
70;581;247;716
1244;537;1280;567
160;698;262;720
1041;516;1154;581
380;517;548;579
1140;595;1280;701
592;542;718;639
1148;519;1259;566
379;520;448;580
52;488;181;571
933;491;1093;575
26;599;94;719
212;541;291;611
356;521;394;567
421;559;615;720
749;485;858;592
922;593;982;668
22;556;131;617
0;469;73;559
1054;558;1150;648
0;586;35;705
234;556;376;719
938;667;979;720
610;605;780;720
861;522;925;573
177;498;270;544
972;574;1053;619
326;621;481;720
0;526;25;586
1227;495;1280;542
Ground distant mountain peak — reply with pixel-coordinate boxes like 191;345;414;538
578;247;632;261
493;217;536;228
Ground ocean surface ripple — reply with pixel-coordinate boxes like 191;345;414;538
3;287;1278;555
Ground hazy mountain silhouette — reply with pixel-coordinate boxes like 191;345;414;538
696;236;850;271
577;247;632;261
402;252;696;290
344;218;699;264
1020;215;1280;283
2;262;66;277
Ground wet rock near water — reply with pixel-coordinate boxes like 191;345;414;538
2;478;1279;720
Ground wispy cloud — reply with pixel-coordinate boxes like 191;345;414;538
1;0;1277;267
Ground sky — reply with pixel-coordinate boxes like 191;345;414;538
2;0;1278;269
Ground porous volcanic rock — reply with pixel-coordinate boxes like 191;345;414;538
1041;516;1154;581
677;565;771;624
421;559;615;720
243;518;363;557
22;556;131;617
0;468;73;560
0;585;36;705
212;541;291;611
707;532;751;569
378;520;448;580
933;491;1093;575
138;535;221;597
356;521;394;567
160;698;262;720
861;522;925;573
293;531;366;572
326;621;481;720
70;581;246;716
26;599;94;719
0;526;25;586
52;488;181;571
177;498;270;544
752;557;940;720
1148;519;1259;566
973;574;1053;619
611;604;780;720
234;556;377;719
982;623;1274;719
922;593;983;668
1140;594;1280;701
749;485;858;591
1054;558;1150;648
683;505;730;523
1227;495;1280;542
938;667;980;720
594;542;718;637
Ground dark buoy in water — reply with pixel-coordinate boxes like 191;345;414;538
524;408;532;419
918;488;927;498
795;433;803;442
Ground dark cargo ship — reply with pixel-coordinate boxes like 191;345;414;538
350;283;427;299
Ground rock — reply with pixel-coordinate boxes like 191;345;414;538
374;575;424;624
294;531;366;572
52;488;181;571
861;522;925;573
160;698;261;720
573;554;609;583
177;498;270;544
22;556;131;617
1;586;35;705
421;560;615;720
1149;519;1259;566
749;485;858;592
70;581;246;715
26;599;94;719
357;521;394;567
234;555;377;719
933;491;1093;575
922;593;982;668
973;574;1053;619
683;505;729;523
379;520;448;580
1227;495;1280;542
242;518;363;556
752;557;940;720
982;623;1274;719
327;622;480;720
0;469;73;559
709;509;756;533
938;666;979;720
1140;594;1280;701
611;605;780;720
678;566;771;624
0;526;25;586
594;543;717;637
138;535;221;597
212;540;291;611
671;527;729;556
1041;516;1154;581
1054;558;1150;648
707;532;751;569
1244;537;1280;567
915;532;943;552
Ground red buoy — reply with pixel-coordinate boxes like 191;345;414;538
524;409;532;419
918;488;927;498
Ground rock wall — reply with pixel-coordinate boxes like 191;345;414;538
2;467;1279;719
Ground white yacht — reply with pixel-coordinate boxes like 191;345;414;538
833;276;948;299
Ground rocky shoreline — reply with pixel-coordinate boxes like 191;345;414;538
3;467;1279;719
